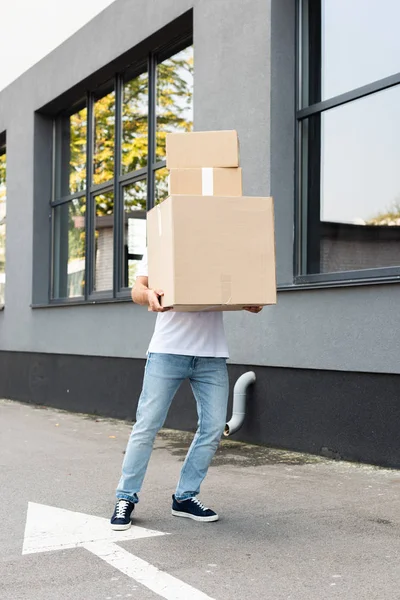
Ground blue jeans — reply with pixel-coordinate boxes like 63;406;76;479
116;353;229;502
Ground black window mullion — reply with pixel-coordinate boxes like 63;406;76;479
152;159;166;171
297;72;400;121
305;115;321;274
307;0;321;107
120;173;149;188
294;0;302;278
90;180;116;194
114;74;123;295
119;166;148;185
85;91;94;300
297;0;323;277
49;123;56;300
51;191;86;207
147;52;157;211
295;265;400;286
304;0;321;275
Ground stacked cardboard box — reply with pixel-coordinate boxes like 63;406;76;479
147;130;276;311
167;130;242;197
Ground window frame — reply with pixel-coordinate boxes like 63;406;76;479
0;132;6;308
50;33;192;305
295;0;400;288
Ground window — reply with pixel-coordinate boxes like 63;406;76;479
53;105;87;299
297;0;400;283
51;40;193;301
0;135;6;306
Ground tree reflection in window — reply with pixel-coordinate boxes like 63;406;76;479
156;45;194;160
122;72;148;174
93;91;115;185
68;107;87;194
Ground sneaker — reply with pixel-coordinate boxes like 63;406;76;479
171;495;219;522
110;499;135;530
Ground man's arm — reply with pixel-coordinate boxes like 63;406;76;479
243;306;263;314
131;276;171;312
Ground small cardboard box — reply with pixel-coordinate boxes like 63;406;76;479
168;167;242;196
147;195;276;311
166;131;239;169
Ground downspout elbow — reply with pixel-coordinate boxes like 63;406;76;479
224;371;256;437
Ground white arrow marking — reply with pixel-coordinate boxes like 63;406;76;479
23;503;217;600
22;502;165;554
83;541;216;600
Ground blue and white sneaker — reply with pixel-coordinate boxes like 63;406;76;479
110;499;135;530
171;495;219;522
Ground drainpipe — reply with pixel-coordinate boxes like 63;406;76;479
223;371;256;437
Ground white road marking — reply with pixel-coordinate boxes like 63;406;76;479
22;503;217;600
22;502;165;554
84;541;217;600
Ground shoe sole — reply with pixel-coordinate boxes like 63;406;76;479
171;509;219;522
110;522;132;531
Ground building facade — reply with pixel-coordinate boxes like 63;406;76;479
1;0;400;468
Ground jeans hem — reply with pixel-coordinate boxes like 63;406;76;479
116;493;139;504
175;492;198;502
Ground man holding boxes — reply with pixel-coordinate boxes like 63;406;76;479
111;132;274;529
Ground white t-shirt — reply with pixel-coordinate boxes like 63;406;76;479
136;250;229;358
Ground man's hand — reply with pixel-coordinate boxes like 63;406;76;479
131;277;171;311
147;289;172;312
243;306;263;314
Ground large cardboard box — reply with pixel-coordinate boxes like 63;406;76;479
168;167;242;196
147;195;276;311
166;131;239;169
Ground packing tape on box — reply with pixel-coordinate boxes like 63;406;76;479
221;274;232;305
202;168;214;196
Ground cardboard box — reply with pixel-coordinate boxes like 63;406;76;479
168;167;242;196
166;131;239;169
147;195;276;311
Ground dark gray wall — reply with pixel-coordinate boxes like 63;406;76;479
1;0;400;375
2;349;400;469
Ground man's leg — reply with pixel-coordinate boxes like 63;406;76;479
116;353;190;502
175;357;229;500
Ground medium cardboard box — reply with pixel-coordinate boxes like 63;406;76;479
168;167;242;196
166;131;239;169
147;195;276;311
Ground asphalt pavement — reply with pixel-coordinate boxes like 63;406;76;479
1;398;400;600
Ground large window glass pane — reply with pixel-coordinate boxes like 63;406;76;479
53;198;86;299
122;72;148;174
302;86;400;274
123;181;147;288
94;191;114;292
307;0;400;102
56;106;87;196
93;89;115;185
156;45;193;160
0;147;6;305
